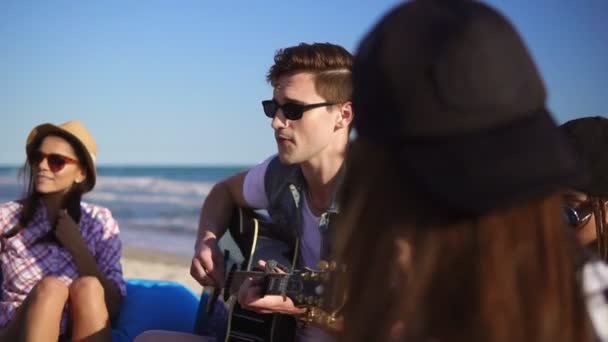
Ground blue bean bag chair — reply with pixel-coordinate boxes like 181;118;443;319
111;279;203;342
0;271;204;341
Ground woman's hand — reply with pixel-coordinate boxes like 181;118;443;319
54;209;87;255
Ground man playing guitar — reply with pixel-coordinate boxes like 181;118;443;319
191;42;353;342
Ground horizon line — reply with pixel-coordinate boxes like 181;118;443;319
0;163;254;168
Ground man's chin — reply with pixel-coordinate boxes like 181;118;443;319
277;152;299;165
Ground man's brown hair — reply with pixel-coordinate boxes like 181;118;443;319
266;42;353;104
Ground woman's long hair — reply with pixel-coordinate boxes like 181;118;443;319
332;139;594;342
591;197;608;260
2;132;91;239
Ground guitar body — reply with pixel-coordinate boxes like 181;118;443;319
224;208;298;342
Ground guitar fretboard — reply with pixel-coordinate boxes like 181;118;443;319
227;270;299;298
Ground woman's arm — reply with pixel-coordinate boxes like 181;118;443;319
55;209;124;318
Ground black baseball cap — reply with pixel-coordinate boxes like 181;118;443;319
561;116;608;196
353;0;582;217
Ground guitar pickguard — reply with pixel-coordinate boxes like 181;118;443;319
223;207;299;342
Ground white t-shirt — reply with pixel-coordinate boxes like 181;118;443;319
582;260;608;341
243;155;333;342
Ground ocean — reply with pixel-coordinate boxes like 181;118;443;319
0;165;249;258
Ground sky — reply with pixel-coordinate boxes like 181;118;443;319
1;0;606;166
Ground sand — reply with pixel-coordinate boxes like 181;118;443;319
121;247;204;296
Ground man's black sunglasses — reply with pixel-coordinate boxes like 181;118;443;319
262;99;335;121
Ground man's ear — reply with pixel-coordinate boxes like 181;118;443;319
336;101;354;129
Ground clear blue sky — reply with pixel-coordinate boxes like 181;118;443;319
1;0;606;166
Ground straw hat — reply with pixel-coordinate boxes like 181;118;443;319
26;120;97;192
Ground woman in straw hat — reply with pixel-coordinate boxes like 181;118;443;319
329;0;606;341
0;121;125;341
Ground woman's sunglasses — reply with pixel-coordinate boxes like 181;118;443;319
262;99;335;121
29;151;79;173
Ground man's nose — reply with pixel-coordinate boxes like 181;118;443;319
271;109;289;130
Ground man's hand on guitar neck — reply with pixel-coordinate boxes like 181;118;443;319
237;260;307;316
191;232;225;288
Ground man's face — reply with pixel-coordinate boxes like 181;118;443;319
563;190;599;247
270;72;342;165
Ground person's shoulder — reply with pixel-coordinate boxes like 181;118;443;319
0;200;22;212
263;156;302;190
582;259;608;295
80;201;114;222
0;201;23;233
0;200;23;219
265;155;299;176
251;154;281;172
582;259;608;341
247;154;294;182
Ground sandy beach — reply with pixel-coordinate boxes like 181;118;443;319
121;247;204;296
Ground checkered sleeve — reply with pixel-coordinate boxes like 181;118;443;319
93;207;127;297
0;205;7;249
0;202;19;251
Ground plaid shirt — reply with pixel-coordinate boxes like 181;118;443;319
0;200;126;334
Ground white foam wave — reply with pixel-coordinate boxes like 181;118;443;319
0;174;216;234
87;191;203;207
95;176;214;197
0;174;216;198
120;217;199;231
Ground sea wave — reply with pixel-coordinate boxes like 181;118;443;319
119;217;199;234
0;175;215;205
89;176;214;208
95;176;214;197
0;174;216;233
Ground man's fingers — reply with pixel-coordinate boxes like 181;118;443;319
238;277;264;308
191;257;223;288
237;277;253;306
211;254;226;288
237;277;307;315
207;259;225;288
257;259;287;274
191;246;226;288
190;257;210;285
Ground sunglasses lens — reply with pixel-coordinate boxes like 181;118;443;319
262;100;305;120
47;154;67;172
563;207;580;226
262;100;277;118
281;103;303;120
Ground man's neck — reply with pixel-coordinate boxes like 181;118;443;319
299;152;345;213
297;129;349;212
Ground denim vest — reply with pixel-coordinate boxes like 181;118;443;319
264;156;340;267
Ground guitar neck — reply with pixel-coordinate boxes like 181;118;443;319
226;269;330;309
227;271;266;296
